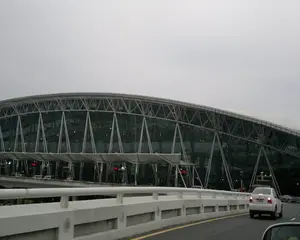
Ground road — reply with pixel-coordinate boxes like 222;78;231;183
130;203;300;240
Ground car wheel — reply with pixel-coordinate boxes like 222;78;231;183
249;211;255;219
271;206;277;220
279;205;283;218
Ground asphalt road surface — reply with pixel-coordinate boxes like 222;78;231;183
130;203;300;240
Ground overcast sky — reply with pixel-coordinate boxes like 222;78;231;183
0;0;300;129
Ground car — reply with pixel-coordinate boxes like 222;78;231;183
249;187;283;219
262;222;300;240
281;195;293;203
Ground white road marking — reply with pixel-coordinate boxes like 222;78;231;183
290;218;296;221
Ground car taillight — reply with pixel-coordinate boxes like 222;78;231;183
267;197;272;204
249;197;253;203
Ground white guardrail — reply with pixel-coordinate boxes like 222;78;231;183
0;187;250;240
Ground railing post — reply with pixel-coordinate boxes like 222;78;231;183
116;193;124;204
152;192;158;200
209;191;216;199
177;192;183;199
58;196;74;240
181;203;186;216
60;196;69;209
223;193;229;211
155;205;161;221
116;193;126;229
197;191;204;213
236;194;240;211
197;191;202;199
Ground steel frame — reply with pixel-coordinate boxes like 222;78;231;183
0;96;298;158
0;95;298;190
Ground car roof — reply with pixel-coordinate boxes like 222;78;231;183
252;187;273;192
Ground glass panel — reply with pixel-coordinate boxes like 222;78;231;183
252;188;271;195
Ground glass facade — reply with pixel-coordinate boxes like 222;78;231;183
0;94;300;195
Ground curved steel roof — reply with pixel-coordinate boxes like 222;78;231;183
0;92;299;137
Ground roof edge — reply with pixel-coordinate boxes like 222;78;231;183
0;92;299;137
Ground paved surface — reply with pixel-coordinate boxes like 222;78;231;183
130;203;300;240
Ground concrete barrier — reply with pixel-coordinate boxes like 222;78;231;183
0;187;250;240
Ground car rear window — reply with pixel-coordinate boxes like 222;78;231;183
252;188;271;195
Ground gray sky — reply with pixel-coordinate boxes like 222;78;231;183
0;0;300;129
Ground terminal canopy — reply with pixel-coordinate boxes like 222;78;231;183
0;152;182;165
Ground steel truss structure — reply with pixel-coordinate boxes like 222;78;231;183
0;93;300;191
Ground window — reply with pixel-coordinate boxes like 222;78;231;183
252;188;271;195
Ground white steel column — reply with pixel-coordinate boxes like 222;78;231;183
137;117;155;185
167;164;172;186
216;133;234;190
57;112;72;179
204;133;216;188
144;117;157;185
113;113;127;184
82;112;97;153
192;166;203;187
35;113;48;153
171;124;178;154
108;113;124;154
55;161;60;179
0;124;5;152
14;116;26;152
35;113;49;175
176;124;193;186
262;147;281;196
136;118;145;186
171;124;188;187
14;116;27;174
175;165;178;187
0;125;5;175
82;112;97;181
177;165;187;188
249;147;262;188
79;161;84;181
57;112;71;153
107;114;125;183
113;113;124;153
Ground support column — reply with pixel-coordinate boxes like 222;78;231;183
175;165;178;187
40;161;45;176
99;162;104;183
55;161;60;179
134;163;139;186
216;133;233;190
172;124;188;188
249;147;262;188
204;133;216;188
68;161;74;180
167;164;172;186
262;147;281;196
79;161;84;181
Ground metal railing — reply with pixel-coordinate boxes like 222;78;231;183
0;186;250;208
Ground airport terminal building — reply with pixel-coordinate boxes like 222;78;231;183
0;93;300;195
